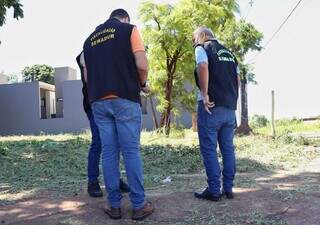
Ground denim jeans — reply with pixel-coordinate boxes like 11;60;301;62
92;98;145;209
86;111;102;183
197;102;236;195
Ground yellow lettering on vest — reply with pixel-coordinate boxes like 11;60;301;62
90;28;116;42
91;33;115;47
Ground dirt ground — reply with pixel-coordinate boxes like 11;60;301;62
1;158;319;225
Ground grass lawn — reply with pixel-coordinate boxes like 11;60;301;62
1;121;320;225
256;118;320;136
1;123;319;205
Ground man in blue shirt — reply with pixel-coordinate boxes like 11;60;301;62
193;27;240;201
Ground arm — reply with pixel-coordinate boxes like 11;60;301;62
131;27;149;87
80;52;88;83
195;46;214;113
83;67;88;83
236;63;240;88
134;51;148;86
197;62;209;98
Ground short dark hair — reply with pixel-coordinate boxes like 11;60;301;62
109;9;130;22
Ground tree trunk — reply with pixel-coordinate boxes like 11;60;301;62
158;51;179;135
149;96;159;130
236;78;252;135
159;74;173;135
192;112;197;132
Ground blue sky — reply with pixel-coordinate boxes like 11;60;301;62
0;0;319;118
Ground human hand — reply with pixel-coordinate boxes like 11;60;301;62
203;94;215;114
141;82;150;95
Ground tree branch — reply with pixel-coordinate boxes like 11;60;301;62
153;16;161;31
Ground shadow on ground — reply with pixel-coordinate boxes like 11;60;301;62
1;138;319;225
1;170;319;225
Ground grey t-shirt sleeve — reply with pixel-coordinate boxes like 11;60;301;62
195;46;208;64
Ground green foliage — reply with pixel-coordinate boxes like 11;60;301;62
0;0;23;44
7;72;21;83
0;136;89;205
22;64;55;84
257;118;320;136
276;118;302;126
1;129;319;205
143;144;202;185
219;19;263;63
0;0;23;26
0;145;9;156
219;19;262;84
1;131;319;192
139;0;263;134
239;63;258;84
277;130;313;146
139;1;195;116
250;114;269;129
168;124;186;138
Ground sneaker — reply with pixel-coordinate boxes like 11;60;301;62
132;202;155;221
103;204;121;220
87;181;103;198
120;179;130;193
194;187;221;201
223;191;234;199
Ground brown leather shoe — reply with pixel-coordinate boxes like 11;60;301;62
102;204;121;220
132;202;155;221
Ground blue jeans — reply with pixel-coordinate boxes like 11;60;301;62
92;98;145;209
197;103;236;195
86;111;102;183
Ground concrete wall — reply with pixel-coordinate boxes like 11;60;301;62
142;96;159;130
0;67;192;135
0;81;89;136
54;67;77;118
0;82;41;135
0;74;8;84
57;80;89;131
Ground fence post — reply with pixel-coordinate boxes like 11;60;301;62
271;90;276;137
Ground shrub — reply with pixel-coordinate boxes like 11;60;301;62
275;118;302;127
250;114;269;129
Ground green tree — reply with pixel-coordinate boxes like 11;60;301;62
139;0;262;135
0;0;24;44
219;19;263;134
0;0;23;26
7;72;21;83
139;0;238;135
22;64;55;85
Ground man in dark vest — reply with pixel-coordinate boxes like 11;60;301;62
76;53;130;198
81;9;154;220
193;27;240;201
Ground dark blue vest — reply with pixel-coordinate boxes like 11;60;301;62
83;18;140;104
195;40;239;110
